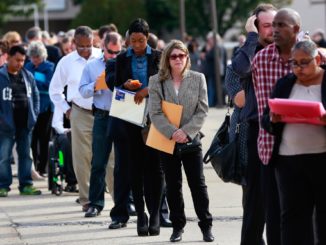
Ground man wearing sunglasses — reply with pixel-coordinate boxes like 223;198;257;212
79;31;122;217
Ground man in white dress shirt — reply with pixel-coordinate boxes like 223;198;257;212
49;26;101;211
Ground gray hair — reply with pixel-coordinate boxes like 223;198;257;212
27;41;48;60
74;26;93;39
26;26;42;41
292;40;318;57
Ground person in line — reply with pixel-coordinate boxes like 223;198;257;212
148;40;214;243
251;8;303;244
0;45;41;197
262;40;326;245
231;4;277;245
109;18;164;237
0;40;9;67
25;41;55;176
49;26;102;211
79;31;122;217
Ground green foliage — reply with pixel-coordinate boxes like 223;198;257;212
72;0;147;34
73;0;292;38
0;0;42;28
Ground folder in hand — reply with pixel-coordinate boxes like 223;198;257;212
95;71;108;91
146;101;183;154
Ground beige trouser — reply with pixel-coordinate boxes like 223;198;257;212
70;104;114;205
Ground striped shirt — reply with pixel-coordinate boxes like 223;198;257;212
252;43;292;164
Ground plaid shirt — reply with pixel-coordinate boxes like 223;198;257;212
252;43;292;164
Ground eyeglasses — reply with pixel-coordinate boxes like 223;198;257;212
76;46;92;51
169;53;187;60
290;58;314;69
106;48;121;55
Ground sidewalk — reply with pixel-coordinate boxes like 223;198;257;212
0;108;244;245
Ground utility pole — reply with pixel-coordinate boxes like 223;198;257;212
180;0;186;42
210;0;223;107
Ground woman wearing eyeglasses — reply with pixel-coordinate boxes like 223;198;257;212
262;40;326;245
148;40;214;243
110;18;164;236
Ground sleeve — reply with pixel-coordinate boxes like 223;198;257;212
49;58;70;113
114;54;124;87
52;105;67;134
180;73;209;139
105;59;116;91
148;76;178;139
225;65;243;99
231;32;259;78
31;75;40;117
79;64;95;98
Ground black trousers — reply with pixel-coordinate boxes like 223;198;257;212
109;118;164;223
55;133;77;185
241;121;265;245
275;153;326;245
160;150;212;231
31;109;53;174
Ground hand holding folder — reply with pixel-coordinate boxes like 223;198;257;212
95;71;108;91
146;101;183;154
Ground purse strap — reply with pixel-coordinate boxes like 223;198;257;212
160;81;165;100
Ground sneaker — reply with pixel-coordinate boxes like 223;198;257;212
0;188;8;197
20;185;42;195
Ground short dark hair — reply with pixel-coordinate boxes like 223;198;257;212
128;18;149;37
148;33;158;49
0;40;9;53
253;3;277;28
104;32;122;47
25;26;42;41
98;23;118;39
8;45;26;56
74;26;93;39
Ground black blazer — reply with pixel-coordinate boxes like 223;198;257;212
262;68;326;157
114;48;161;88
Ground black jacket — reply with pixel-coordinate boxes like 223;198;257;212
114;48;161;88
262;69;326;157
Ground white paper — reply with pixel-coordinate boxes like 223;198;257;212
109;88;147;127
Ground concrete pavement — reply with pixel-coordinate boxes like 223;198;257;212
0;108;244;245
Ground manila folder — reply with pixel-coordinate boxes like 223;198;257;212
146;101;183;154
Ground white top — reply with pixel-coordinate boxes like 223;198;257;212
52;106;69;134
279;83;326;155
49;48;102;112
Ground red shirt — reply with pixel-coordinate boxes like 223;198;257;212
252;43;292;164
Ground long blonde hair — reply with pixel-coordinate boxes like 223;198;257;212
158;39;191;81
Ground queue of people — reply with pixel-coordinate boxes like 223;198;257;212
0;5;325;244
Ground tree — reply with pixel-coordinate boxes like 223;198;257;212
0;0;42;29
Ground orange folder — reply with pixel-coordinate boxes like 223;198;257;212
95;71;108;91
146;101;183;154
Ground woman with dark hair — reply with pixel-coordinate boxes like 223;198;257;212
262;40;326;245
148;40;214;243
110;18;164;236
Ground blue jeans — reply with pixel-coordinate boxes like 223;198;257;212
88;111;114;210
0;128;33;191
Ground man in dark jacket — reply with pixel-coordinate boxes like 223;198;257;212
0;45;41;197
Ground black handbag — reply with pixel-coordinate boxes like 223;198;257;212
175;132;203;156
203;110;243;185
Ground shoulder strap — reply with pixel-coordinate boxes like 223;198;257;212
160;81;165;100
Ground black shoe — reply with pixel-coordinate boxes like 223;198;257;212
170;229;184;242
137;212;149;236
127;203;137;216
64;184;78;193
149;215;160;236
108;220;127;229
84;206;101;217
202;228;214;242
160;217;173;227
75;198;80;204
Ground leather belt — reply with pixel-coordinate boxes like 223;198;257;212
93;106;110;116
72;102;92;114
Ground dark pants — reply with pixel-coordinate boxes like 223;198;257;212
160;150;212;231
89;111;114;211
241;122;265;245
275;153;326;245
31;109;53;174
109;118;163;223
54;133;77;185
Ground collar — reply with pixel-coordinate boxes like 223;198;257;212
72;47;101;61
268;43;280;62
126;45;152;57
